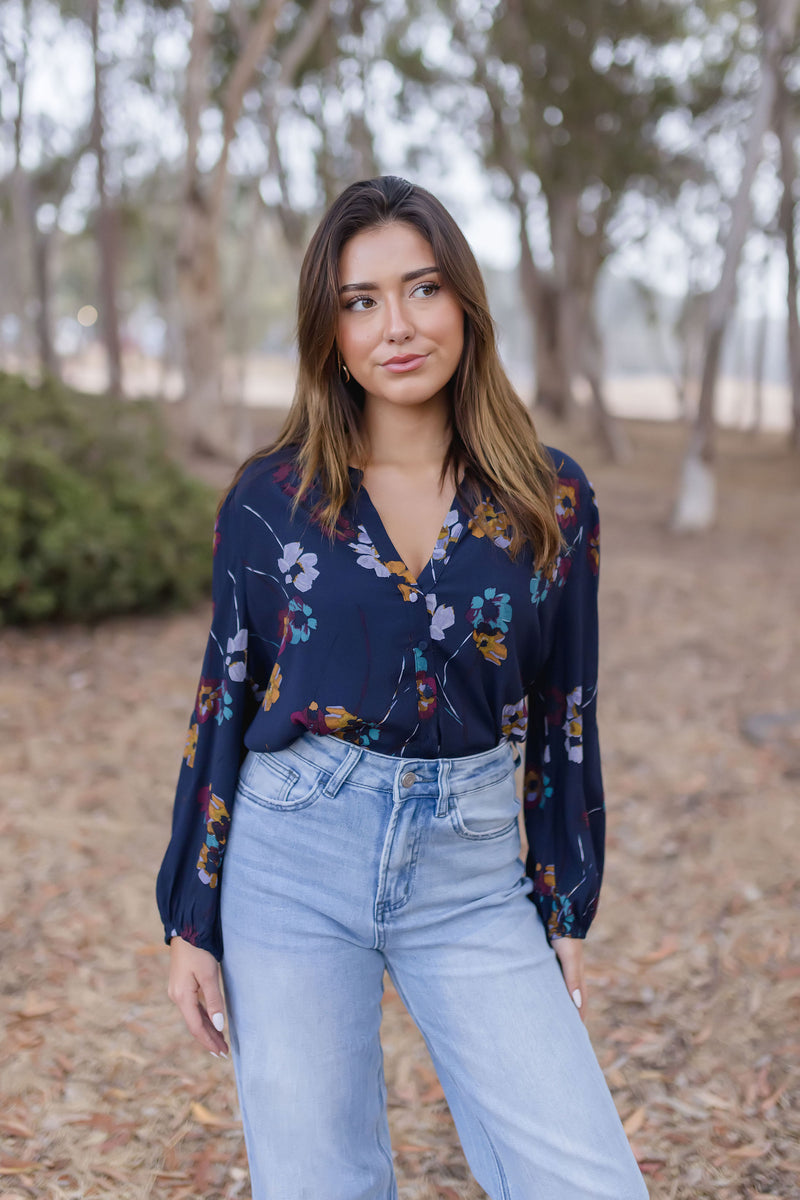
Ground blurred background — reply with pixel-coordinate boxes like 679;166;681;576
1;2;798;1198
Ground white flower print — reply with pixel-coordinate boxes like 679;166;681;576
431;509;463;562
425;593;455;641
278;541;319;592
563;685;583;763
348;526;391;577
225;628;248;682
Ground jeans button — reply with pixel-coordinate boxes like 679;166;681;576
400;770;417;787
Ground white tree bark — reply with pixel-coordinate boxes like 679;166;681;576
672;0;800;531
177;0;291;455
775;77;800;451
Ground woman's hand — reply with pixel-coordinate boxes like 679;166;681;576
167;937;229;1057
552;937;587;1023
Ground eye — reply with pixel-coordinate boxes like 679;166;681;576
345;295;376;312
413;282;441;298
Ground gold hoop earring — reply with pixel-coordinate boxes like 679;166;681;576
337;349;351;384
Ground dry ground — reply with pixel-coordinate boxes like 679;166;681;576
1;413;799;1200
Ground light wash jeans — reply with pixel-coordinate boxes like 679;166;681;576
220;730;648;1200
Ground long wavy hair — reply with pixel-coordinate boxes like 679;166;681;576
227;175;560;569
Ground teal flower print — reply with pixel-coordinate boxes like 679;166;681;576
466;587;512;632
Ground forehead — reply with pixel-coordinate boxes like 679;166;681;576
339;222;434;279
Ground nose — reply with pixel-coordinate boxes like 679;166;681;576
383;295;414;343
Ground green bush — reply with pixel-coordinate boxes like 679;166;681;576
0;372;218;625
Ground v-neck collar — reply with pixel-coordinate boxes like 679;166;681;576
348;465;466;590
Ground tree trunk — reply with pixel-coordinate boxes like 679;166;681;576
672;0;799;530
33;224;58;377
776;76;800;451
750;309;768;431
177;0;298;455
582;302;632;463
9;0;35;370
91;0;122;398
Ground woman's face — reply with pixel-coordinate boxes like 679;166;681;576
336;221;464;413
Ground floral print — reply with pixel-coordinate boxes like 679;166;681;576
195;785;230;888
278;542;319;592
157;447;604;958
225;629;248;682
183;721;198;768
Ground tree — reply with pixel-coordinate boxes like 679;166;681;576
176;0;334;456
775;74;800;452
90;0;122;396
672;0;800;531
395;0;715;459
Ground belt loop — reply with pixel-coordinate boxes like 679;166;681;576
323;743;364;796
435;758;451;818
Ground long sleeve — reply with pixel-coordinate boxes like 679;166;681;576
523;467;604;940
156;488;254;960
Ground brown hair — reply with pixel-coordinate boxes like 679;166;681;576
227;176;560;569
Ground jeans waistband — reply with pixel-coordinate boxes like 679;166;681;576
274;730;518;811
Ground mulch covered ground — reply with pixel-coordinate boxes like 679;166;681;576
1;413;798;1200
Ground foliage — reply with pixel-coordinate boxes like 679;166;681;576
0;372;217;626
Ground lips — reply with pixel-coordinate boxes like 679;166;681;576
381;353;428;373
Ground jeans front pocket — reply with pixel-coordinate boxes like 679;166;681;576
449;766;521;840
236;748;326;812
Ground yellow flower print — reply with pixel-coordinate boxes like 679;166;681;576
564;686;583;763
468;500;511;550
263;663;283;711
183;720;198;768
473;629;507;665
324;705;359;734
537;862;556;891
555;484;577;525
588;529;600;574
501;698;527;739
386;559;420;602
324;706;381;747
196;788;230;888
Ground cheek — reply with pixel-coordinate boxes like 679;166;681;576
337;321;373;365
437;306;464;362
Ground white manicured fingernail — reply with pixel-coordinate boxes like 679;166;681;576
572;988;582;1010
212;1012;225;1032
210;1051;220;1058
220;1051;229;1059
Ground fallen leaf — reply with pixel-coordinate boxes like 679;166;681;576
0;1121;34;1140
189;1101;234;1128
0;1161;41;1175
11;998;60;1019
623;1106;647;1136
635;934;680;964
728;1142;770;1159
636;1159;666;1176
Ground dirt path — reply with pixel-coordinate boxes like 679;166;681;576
1;416;798;1200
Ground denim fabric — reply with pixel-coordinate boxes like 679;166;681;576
220;731;647;1200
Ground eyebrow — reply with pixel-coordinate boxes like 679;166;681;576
339;266;440;294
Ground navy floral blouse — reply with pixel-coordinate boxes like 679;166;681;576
156;446;604;961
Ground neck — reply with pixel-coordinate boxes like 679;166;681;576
360;390;451;470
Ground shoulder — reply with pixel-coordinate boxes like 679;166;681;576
224;445;301;515
543;445;591;491
542;445;598;531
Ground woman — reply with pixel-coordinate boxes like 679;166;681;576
157;176;648;1200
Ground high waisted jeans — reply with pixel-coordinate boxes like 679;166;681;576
220;731;648;1200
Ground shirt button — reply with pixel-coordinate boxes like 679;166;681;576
401;771;417;787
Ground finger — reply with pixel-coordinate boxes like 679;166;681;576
201;976;227;1036
553;943;587;1022
197;970;229;1056
174;977;228;1057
